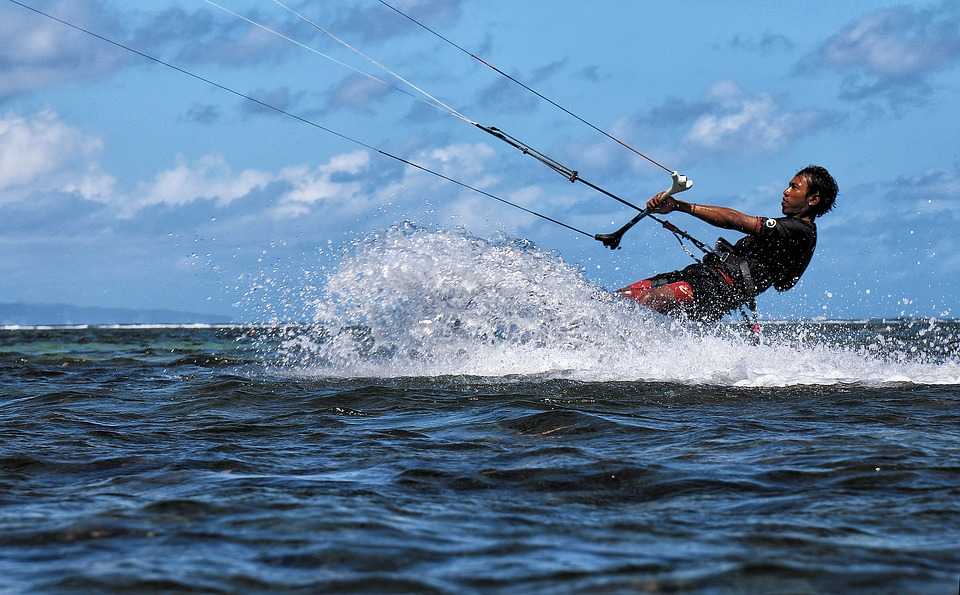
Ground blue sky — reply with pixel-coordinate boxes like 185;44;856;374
2;0;959;320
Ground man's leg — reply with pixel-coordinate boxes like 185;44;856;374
617;278;695;314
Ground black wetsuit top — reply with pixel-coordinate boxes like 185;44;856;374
735;216;817;293
650;216;817;321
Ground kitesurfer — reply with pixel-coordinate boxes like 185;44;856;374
618;165;838;321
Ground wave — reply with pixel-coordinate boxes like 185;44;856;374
246;225;960;387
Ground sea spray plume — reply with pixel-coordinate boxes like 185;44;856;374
280;224;749;378
253;224;624;372
235;240;335;367
298;224;661;372
242;226;960;385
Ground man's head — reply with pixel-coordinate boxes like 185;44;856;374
783;165;837;219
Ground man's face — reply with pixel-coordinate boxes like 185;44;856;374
782;174;817;217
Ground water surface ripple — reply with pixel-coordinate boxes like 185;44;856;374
2;327;958;593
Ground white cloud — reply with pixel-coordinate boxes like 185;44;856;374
0;110;115;202
0;1;127;100
1;2;310;102
367;142;501;205
271;150;371;218
412;142;499;187
799;2;960;106
569;82;835;179
133;154;273;213
61;165;116;201
142;143;499;219
817;4;959;78
255;141;569;232
684;82;825;152
0;110;548;233
321;142;585;234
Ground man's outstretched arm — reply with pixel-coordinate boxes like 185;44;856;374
647;193;763;235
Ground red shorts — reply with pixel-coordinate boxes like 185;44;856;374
620;278;695;304
619;263;746;321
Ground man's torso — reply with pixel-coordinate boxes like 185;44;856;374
734;216;817;293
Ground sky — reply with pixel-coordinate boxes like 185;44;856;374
1;0;959;320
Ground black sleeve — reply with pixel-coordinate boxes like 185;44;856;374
756;217;806;242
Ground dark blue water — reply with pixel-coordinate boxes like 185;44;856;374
2;324;958;593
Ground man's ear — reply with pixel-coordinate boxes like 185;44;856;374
807;193;821;206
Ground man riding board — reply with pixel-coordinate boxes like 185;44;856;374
618;165;838;322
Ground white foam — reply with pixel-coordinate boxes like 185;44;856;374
277;226;960;387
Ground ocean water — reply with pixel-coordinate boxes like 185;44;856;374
2;228;959;593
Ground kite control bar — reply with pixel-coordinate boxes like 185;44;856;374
595;171;693;250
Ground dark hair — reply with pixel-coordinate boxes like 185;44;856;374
796;165;838;218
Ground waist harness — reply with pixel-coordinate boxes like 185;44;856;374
705;238;757;299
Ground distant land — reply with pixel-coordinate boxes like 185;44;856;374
0;302;233;325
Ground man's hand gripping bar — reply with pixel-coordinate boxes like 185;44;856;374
594;171;693;250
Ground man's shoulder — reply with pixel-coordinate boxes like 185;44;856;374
762;216;815;233
753;216;816;246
